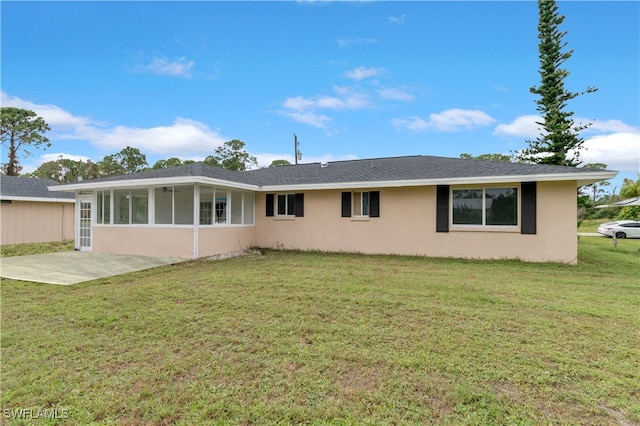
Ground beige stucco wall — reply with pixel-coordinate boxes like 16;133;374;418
92;226;195;258
254;181;579;264
197;226;256;258
0;201;75;245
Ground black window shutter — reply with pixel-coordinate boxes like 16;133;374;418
521;182;537;234
436;185;449;233
265;193;274;217
341;192;351;217
294;193;304;217
369;191;380;217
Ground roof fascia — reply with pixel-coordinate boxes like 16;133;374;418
48;176;260;192
0;196;75;203
259;171;618;192
46;170;617;193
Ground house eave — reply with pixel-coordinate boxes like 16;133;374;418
258;171;619;191
47;170;617;193
48;176;260;192
0;196;75;203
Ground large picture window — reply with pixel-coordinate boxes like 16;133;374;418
452;187;518;226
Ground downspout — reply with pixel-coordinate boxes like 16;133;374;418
193;183;199;259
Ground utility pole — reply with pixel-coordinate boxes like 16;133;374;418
294;134;301;165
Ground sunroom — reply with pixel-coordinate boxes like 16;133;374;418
77;182;256;259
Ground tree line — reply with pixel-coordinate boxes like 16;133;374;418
21;140;291;184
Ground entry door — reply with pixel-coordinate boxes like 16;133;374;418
78;199;92;251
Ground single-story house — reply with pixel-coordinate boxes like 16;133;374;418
49;155;617;264
1;175;76;245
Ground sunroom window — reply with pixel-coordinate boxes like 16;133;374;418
452;187;518;226
97;190;111;224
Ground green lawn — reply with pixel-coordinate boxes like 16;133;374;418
1;238;639;425
0;240;74;258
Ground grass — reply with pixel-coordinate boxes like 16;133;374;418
1;238;639;425
0;240;74;258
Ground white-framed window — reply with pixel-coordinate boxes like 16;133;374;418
277;193;296;216
94;185;254;226
199;201;213;225
113;189;130;224
131;188;148;224
341;191;379;218
96;190;111;224
199;185;254;225
353;191;370;216
452;187;518;227
154;187;174;224
214;189;228;224
153;185;194;225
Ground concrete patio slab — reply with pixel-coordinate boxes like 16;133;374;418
0;251;188;285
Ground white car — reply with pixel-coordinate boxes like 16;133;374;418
597;220;640;239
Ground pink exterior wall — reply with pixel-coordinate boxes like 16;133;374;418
254;181;579;264
86;180;578;264
92;226;195;258
198;226;256;258
1;201;75;245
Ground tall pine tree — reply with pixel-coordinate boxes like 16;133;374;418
520;0;597;167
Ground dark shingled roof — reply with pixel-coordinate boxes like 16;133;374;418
0;176;75;200
245;155;605;186
78;162;257;185
54;155;614;188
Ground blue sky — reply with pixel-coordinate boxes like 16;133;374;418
2;1;639;191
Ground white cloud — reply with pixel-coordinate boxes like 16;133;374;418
493;115;542;138
496;114;639;175
40;153;93;163
283;88;370;112
391;116;430;132
494;115;639;140
378;88;414;102
131;54;195;78
582;118;638;134
580;132;640;174
280;87;371;128
388;14;405;24
1;91;91;128
393;109;496;132
278;111;331;128
345;66;386;81
2;93;227;159
336;38;377;48
93;118;226;155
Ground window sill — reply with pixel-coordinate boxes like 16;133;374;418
274;216;296;221
350;216;370;222
450;225;520;233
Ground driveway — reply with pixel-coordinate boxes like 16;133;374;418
0;251;187;285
